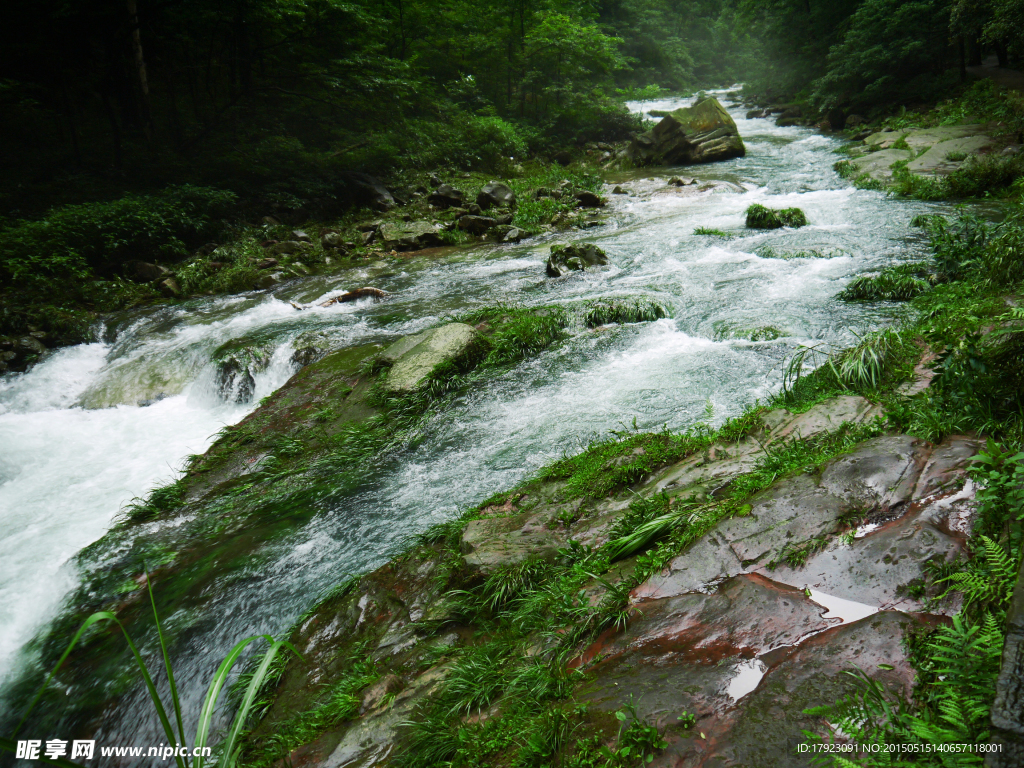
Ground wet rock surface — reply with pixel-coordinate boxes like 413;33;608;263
220;383;985;768
989;554;1024;765
546;242;609;277
382;322;480;393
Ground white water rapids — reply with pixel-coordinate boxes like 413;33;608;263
0;92;948;746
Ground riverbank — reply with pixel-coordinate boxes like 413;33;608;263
4;92;1024;767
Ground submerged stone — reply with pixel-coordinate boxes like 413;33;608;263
546;242;609;277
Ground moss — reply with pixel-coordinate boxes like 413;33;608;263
744;203;807;229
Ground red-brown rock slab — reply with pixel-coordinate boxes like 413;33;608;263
577;575;833;732
660;611;943;768
753;499;965;613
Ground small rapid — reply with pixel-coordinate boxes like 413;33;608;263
0;92;948;744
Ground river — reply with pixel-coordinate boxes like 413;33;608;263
0;92;946;753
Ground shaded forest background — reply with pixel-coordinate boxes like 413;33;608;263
1;0;1023;348
2;0;1022;218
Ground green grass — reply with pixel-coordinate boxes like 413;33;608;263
509;169;602;233
1;578;298;768
577;298;666;327
693;226;732;237
744;203;808;229
754;245;845;260
837;263;933;302
240;648;379;768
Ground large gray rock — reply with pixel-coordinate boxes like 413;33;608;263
383;323;480;393
427;184;465;209
212;337;275;404
989;554;1024;765
545;242;609;277
461;511;568;575
345;173;395;212
476;181;516;210
626;97;745;166
456;215;497;235
907;135;998;176
378;221;444;251
845;148;913;182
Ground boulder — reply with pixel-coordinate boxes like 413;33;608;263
382;323;481;393
574;191;604;208
157;277;181;298
845;148;914;183
268;241;307;255
343;172;395;212
132;261;169;282
456;215;497;235
627;97;745;166
545;242;609;277
476;181;516;210
427;184;465;209
213;337;275;404
291;229;311;243
321;232;346;249
746;109;767;119
360;230;375;246
846;114;865;127
255;257;278;270
379;221;444;251
255;272;285;290
502;227;524;243
906;135;998;176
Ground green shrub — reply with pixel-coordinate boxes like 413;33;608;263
744;203;807;229
0;185;236;285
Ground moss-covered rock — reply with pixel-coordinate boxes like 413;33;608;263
627;97;746;166
546;242;609;277
744;203;808;229
382;323;482;393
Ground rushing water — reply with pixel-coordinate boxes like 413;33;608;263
0;92;948;749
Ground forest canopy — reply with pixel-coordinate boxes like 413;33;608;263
0;0;1021;214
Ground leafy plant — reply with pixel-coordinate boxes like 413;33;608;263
1;579;298;768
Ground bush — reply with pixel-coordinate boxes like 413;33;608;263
744;203;807;229
0;185;237;286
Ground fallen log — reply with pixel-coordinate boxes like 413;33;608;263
320;287;389;307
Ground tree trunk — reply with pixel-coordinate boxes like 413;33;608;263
126;0;153;140
996;40;1009;68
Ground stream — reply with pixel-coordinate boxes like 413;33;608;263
0;92;949;750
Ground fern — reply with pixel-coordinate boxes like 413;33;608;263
936;536;1016;609
802;613;1003;766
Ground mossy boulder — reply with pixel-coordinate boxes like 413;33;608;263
378;221;444;251
212;336;277;403
382;323;481;393
546;243;609;277
627;97;746;166
744;203;808;229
